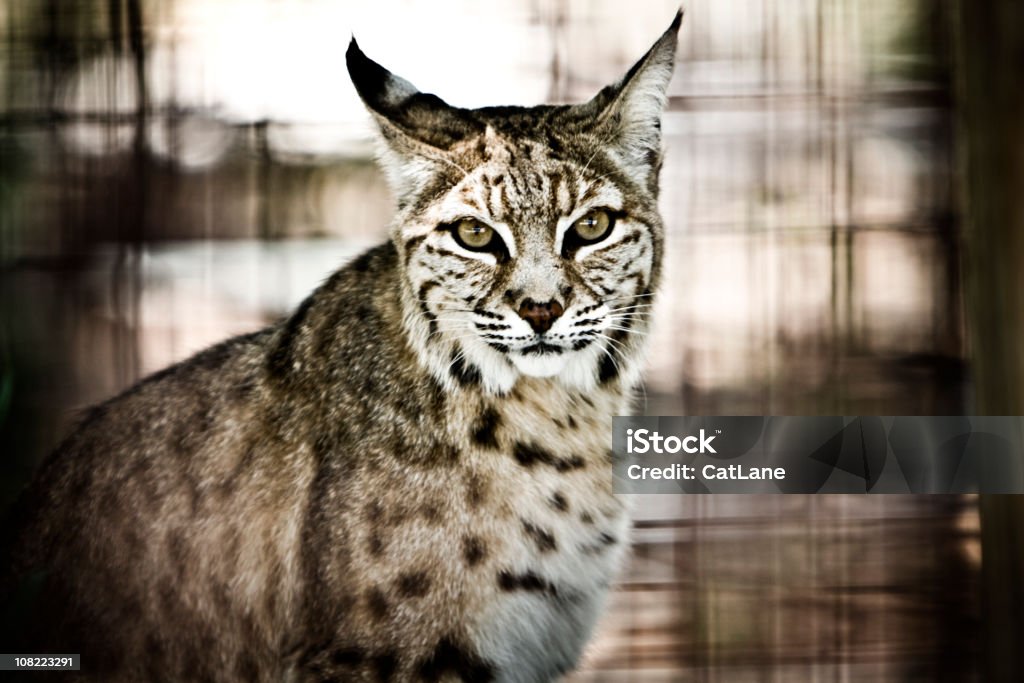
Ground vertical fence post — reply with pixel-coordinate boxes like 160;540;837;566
951;0;1024;679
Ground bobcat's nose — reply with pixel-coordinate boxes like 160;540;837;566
517;298;564;334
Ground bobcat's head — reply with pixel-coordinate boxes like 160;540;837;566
347;13;680;395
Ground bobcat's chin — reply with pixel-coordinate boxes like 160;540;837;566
509;350;569;378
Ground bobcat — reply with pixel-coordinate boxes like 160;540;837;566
4;12;680;682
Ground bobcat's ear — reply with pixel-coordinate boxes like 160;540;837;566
583;11;682;192
346;38;483;204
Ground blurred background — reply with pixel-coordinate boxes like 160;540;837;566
2;0;1023;680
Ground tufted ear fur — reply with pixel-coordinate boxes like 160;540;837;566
346;39;484;205
579;11;681;193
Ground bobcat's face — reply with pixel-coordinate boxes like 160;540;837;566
347;21;676;394
400;130;659;387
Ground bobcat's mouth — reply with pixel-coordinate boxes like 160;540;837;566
519;342;565;356
506;334;594;378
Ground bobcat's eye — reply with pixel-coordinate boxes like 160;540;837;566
452;219;496;251
562;209;617;258
571;210;613;242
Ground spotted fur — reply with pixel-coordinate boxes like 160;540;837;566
2;12;681;683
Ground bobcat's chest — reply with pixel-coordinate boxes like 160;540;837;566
329;379;630;682
453;381;630;681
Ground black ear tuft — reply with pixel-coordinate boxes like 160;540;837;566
345;38;484;152
618;9;682;88
346;37;417;114
669;8;683;35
